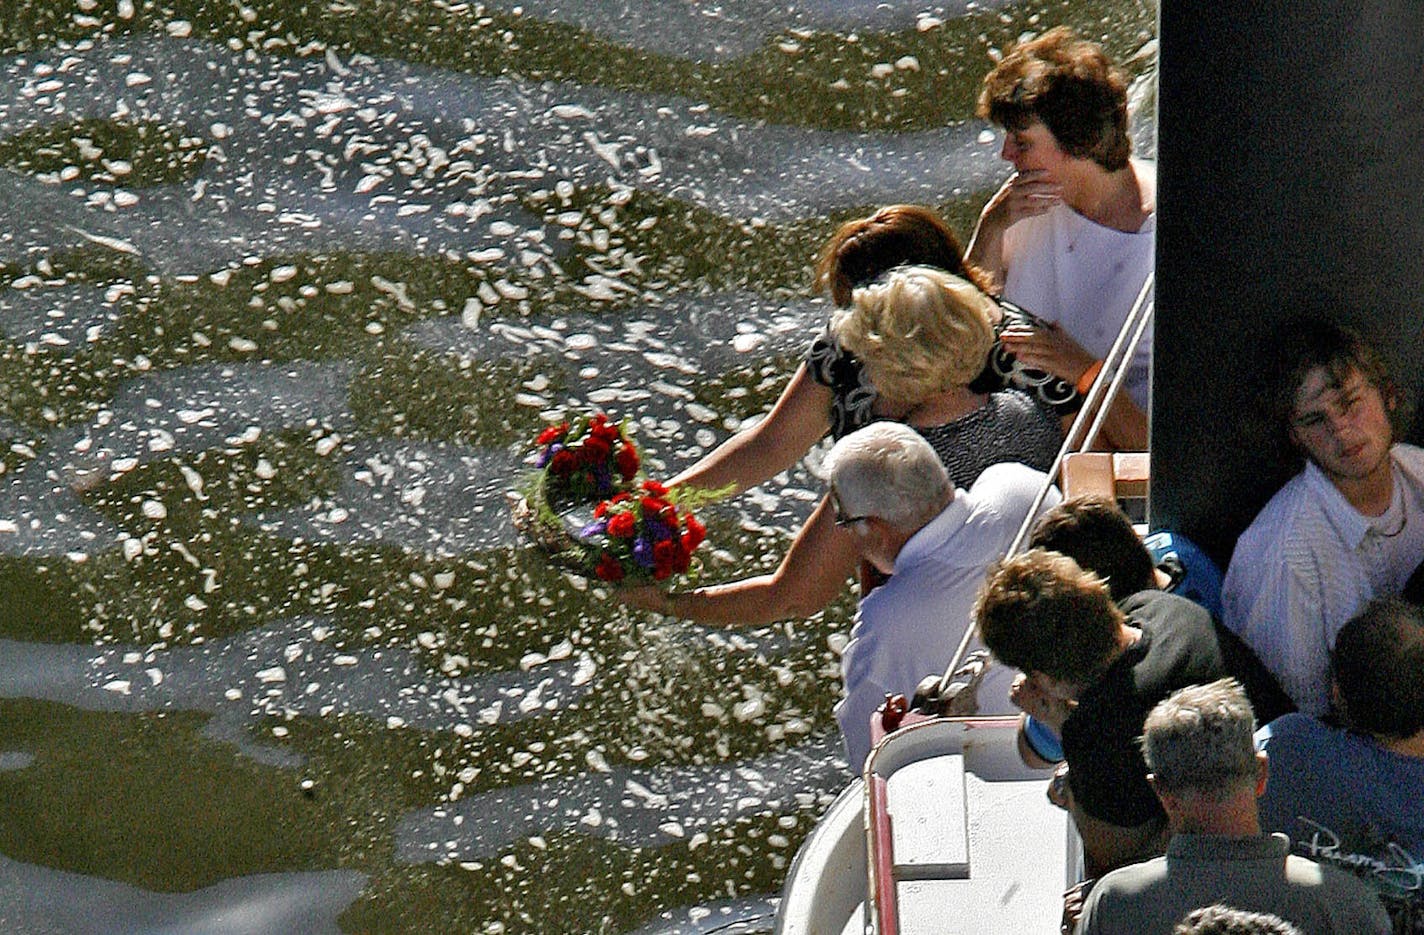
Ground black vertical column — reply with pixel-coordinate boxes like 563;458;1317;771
1152;3;1424;565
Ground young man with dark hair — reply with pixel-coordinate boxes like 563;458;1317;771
975;549;1229;876
1027;496;1294;730
1027;494;1158;596
1078;680;1391;935
1223;320;1424;716
1257;598;1424;925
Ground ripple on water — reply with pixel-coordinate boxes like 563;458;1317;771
479;0;1011;61
0;854;367;935
0;282;123;349
247;436;521;555
0;32;1004;275
0;615;594;732
0;360;357;557
395;731;845;862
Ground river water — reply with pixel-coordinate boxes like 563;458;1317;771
0;3;1154;932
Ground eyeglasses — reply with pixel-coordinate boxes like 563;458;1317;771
830;490;869;528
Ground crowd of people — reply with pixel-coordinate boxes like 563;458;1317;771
600;25;1419;935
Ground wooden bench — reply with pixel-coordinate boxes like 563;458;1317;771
1060;451;1150;522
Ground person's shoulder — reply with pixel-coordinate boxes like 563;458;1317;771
1122;588;1211;629
1245;469;1319;532
1256;713;1341;764
966;460;1051;503
1228;469;1324;568
1259;711;1329;742
1076;859;1167;935
1091;853;1170;896
1284;851;1391;910
1393;442;1424;480
961;461;1055;533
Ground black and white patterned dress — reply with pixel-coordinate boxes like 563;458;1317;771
802;329;1062;488
803;329;879;440
968;299;1083;417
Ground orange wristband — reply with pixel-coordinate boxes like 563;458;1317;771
1076;359;1104;396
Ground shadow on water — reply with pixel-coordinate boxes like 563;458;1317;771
0;1;1155;931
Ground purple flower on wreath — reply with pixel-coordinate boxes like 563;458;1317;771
632;535;657;569
535;442;563;469
578;518;609;540
591;463;614;496
644;517;674;542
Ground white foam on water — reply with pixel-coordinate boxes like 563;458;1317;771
0;32;1005;274
0;615;595;734
394;731;846;860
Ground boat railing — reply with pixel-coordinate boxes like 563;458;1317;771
859;274;1153;935
863;717;1084;935
935;272;1155;698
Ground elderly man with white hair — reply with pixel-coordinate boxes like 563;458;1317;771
824;420;1059;771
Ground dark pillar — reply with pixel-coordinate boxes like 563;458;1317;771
1152;3;1424;565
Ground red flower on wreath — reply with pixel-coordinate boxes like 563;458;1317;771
640;496;675;524
595;552;625;582
549;449;578;477
588;414;620;441
581;435;612;463
536;422;569;445
651;539;681;579
681;514;706;552
606;512;637;538
641;479;668;497
615;444;639;481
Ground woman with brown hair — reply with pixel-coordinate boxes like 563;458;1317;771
625;265;1061;624
968;27;1154;450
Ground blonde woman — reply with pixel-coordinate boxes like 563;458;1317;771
622;266;1061;624
668;205;996;501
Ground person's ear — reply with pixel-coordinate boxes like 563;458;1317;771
1147;774;1177;812
1330;680;1348;725
1254;750;1269;797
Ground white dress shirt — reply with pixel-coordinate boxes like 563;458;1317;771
1002;199;1156;409
835;462;1061;770
1222;444;1424;715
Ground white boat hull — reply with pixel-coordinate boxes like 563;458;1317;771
775;717;1081;935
